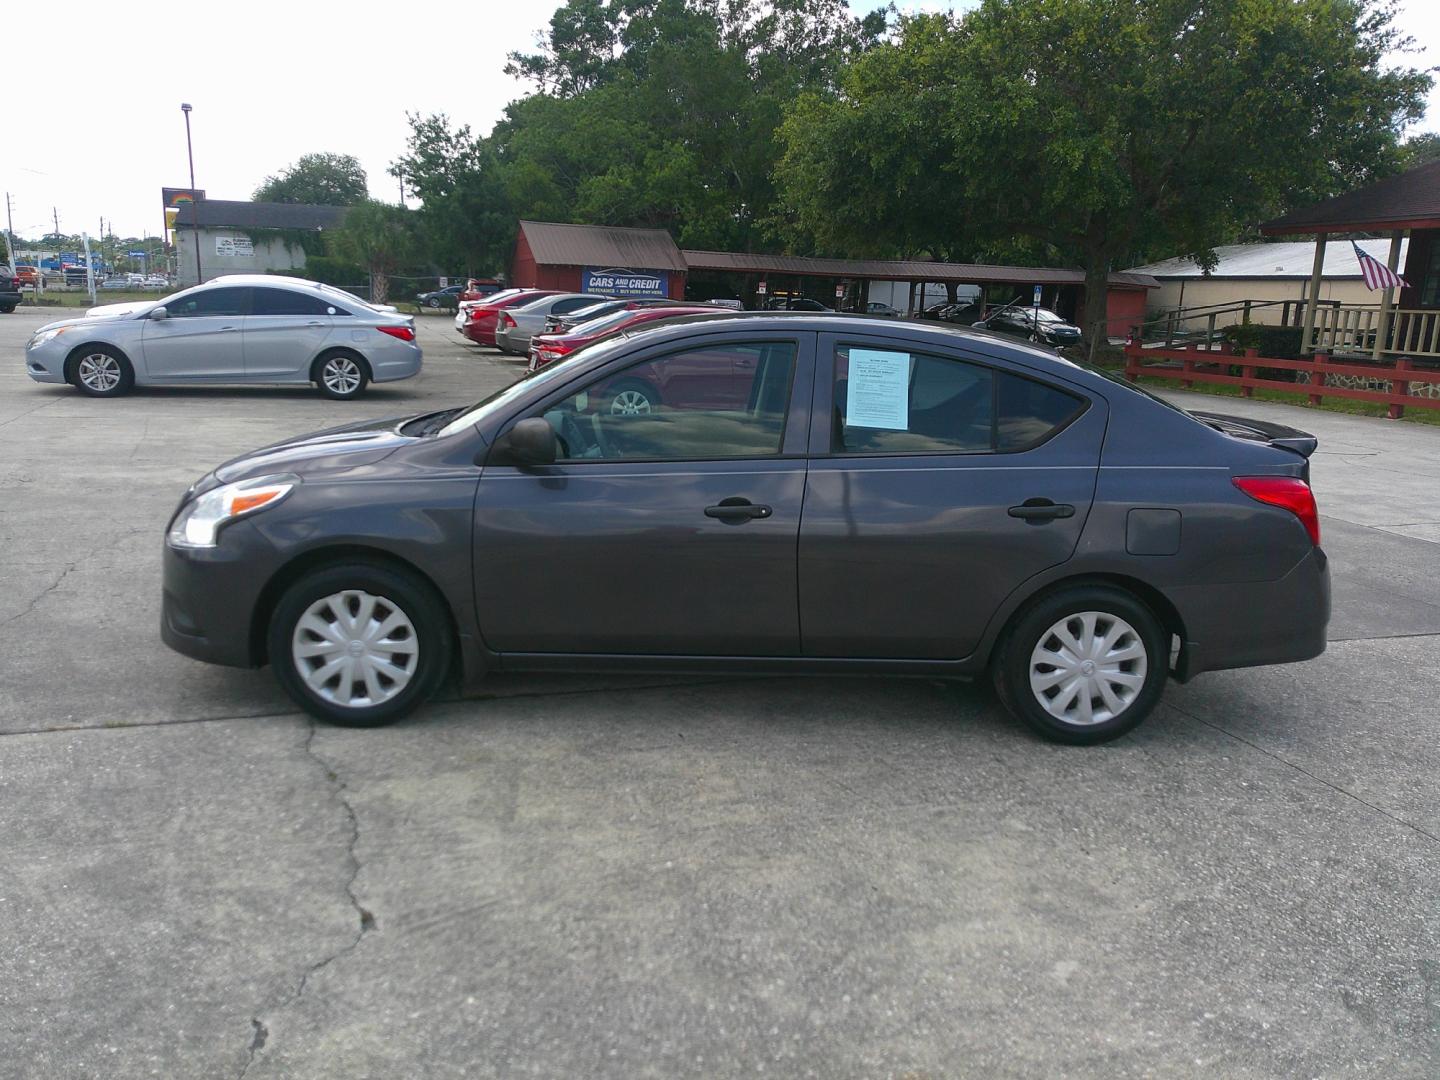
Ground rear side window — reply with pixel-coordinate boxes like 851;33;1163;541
251;287;335;317
831;346;1084;454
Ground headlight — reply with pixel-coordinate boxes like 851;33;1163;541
167;474;298;549
28;327;67;349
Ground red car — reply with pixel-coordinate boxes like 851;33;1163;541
528;305;721;371
459;277;502;303
13;265;39;287
460;289;562;346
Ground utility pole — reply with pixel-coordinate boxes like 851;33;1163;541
53;206;60;239
4;192;16;273
181;103;201;285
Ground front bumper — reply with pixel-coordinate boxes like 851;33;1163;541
24;338;68;383
160;519;282;668
1170;547;1330;680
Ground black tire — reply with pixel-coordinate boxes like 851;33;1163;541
603;378;661;415
0;304;16;314
313;351;370;400
69;345;135;397
426;296;441;308
992;584;1167;745
268;561;453;727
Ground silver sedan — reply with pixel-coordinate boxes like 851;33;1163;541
23;275;422;400
493;293;611;355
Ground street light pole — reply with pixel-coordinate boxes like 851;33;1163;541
181;103;202;285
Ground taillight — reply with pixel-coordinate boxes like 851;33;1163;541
499;313;516;329
1233;476;1320;546
376;325;415;342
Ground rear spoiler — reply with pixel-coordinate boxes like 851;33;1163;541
1189;411;1317;459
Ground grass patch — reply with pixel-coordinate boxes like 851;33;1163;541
19;290;162;308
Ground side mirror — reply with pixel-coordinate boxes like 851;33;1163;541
148;306;168;320
497;417;557;466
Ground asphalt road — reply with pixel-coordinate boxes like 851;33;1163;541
1;304;1437;1079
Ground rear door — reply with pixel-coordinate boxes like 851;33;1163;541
244;286;337;378
140;286;249;380
798;333;1105;659
474;332;815;656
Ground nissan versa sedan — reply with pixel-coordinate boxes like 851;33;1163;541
160;315;1329;744
24;275;421;399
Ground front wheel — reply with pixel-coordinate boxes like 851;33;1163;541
72;346;134;397
426;296;441;308
268;562;453;727
604;379;660;415
993;585;1167;745
315;352;370;400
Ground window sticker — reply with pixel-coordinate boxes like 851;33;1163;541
846;349;910;430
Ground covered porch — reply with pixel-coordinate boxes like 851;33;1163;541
1260;161;1440;360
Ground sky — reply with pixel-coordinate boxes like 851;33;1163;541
6;0;1438;243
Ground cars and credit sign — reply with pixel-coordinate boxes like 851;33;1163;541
582;267;668;298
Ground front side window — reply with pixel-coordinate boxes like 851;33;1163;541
831;346;1084;454
250;287;335;317
168;287;249;318
537;341;797;461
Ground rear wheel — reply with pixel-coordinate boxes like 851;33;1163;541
993;585;1167;744
604;379;660;415
426;296;441;308
268;562;452;727
314;351;370;400
71;346;134;397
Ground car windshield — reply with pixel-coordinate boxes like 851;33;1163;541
564;308;644;336
437;333;636;438
564;302;621;323
1033;309;1066;324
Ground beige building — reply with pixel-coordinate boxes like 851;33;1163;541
1127;240;1409;326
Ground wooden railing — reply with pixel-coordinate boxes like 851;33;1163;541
1310;307;1440;358
1123;343;1440;419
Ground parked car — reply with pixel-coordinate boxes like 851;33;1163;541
541;297;681;336
764;296;830;311
160;313;1328;744
458;289;562;346
459;278;503;303
976;305;1083;347
494;293;611;355
23;274;421;399
14;265;39;288
0;267;21;312
528;305;723;371
920;301;983;324
866;302;902;317
416;284;466;309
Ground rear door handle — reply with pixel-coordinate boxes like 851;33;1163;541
705;497;773;522
218;326;239;333
1008;498;1075;521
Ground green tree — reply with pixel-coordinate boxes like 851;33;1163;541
776;0;1431;356
254;153;369;205
331;200;417;303
1397;131;1440;170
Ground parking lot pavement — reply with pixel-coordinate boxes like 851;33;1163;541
0;305;1436;1078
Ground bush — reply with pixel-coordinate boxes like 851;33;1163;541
1222;323;1304;359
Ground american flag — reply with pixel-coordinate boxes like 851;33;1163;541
1351;240;1409;291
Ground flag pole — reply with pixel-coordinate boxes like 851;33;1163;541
1373;230;1405;361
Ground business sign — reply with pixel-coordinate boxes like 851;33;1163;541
581;266;668;298
162;187;206;209
215;235;254;257
128;250;148;258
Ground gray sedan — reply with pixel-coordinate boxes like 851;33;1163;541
160;314;1328;744
23;275;422;400
493;292;611;354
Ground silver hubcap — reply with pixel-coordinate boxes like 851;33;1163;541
322;357;362;395
610;389;652;415
78;353;121;391
291;590;418;709
1029;611;1148;726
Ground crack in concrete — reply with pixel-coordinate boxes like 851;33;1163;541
239;719;374;1078
0;526;147;628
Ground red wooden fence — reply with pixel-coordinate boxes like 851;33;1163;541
1122;344;1440;419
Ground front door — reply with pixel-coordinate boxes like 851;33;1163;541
140;286;249;380
799;335;1105;659
474;335;813;656
244;286;337;378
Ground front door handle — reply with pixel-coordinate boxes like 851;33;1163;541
1008;498;1075;521
218;326;239;333
705;497;773;522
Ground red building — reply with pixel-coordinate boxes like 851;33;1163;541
511;220;688;298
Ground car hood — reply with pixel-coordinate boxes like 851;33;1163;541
209;415;421;486
86;300;158;318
